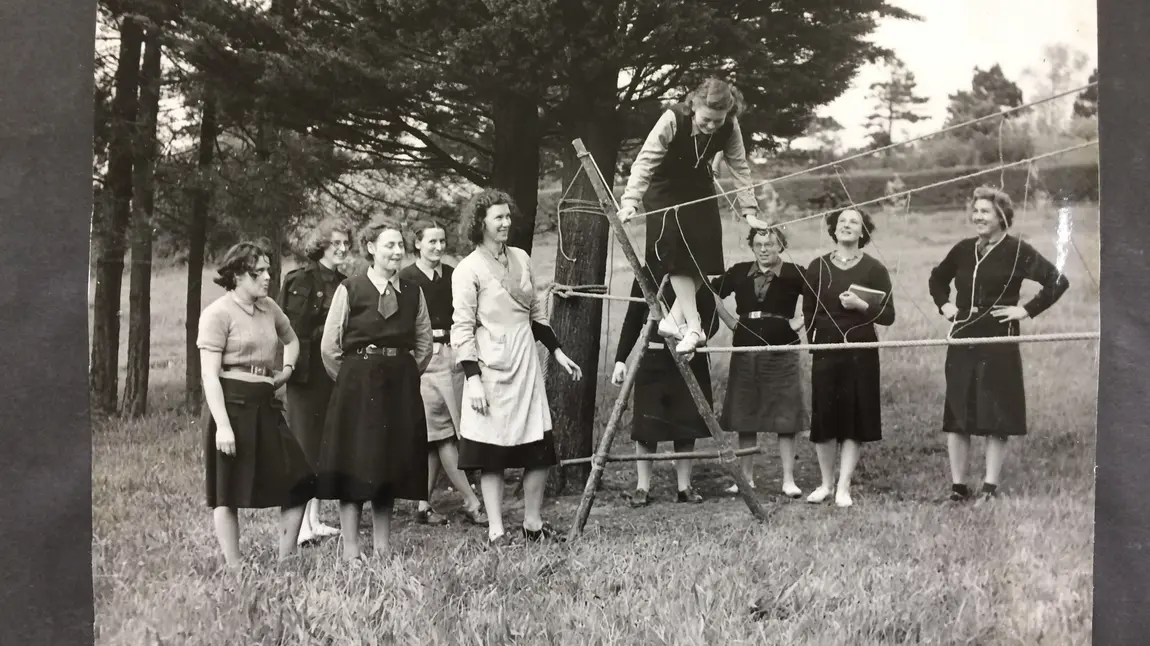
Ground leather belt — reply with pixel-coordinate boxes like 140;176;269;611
222;364;273;377
742;311;788;321
357;345;409;357
432;329;448;340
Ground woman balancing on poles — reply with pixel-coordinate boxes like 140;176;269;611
617;77;770;355
278;217;352;545
451;189;583;546
928;186;1069;503
610;265;722;507
318;216;434;561
196;242;316;567
397;220;488;526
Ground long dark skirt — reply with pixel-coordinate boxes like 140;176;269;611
457;432;558;472
284;358;335;465
809;348;883;444
203;378;316;509
722;351;806;436
630;348;713;445
644;179;724;277
943;317;1026;437
317;353;428;503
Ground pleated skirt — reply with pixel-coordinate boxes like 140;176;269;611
722;351;807;436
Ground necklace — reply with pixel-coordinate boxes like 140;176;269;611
831;249;862;266
694;131;714;168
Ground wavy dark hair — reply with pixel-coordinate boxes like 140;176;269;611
825;206;876;248
969;185;1015;229
408;218;450;251
213;241;271;290
302;216;355;262
460;189;518;246
746;225;788;251
358;215;406;264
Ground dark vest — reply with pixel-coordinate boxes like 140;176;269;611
397;263;453;333
339;274;420;352
649;103;735;192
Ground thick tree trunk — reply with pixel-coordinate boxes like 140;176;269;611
185;89;218;414
90;16;143;415
491;90;542;254
124;29;163;418
545;70;621;495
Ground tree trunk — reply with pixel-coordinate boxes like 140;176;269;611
185;88;218;414
254;117;285;298
90;16;143;416
124;29;163;418
491;89;542;254
545;69;621;495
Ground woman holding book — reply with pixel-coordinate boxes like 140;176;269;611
610;266;722;507
928;185;1069;503
711;226;808;498
801;207;896;508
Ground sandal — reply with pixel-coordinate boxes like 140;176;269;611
521;523;566;543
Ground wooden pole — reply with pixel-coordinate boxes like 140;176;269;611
567;138;772;536
560;446;764;466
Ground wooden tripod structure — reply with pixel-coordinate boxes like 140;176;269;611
565;139;771;541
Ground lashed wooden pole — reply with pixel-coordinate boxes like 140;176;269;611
567;139;771;539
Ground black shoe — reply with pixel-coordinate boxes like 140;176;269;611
677;487;703;504
521;523;565;543
948;483;971;502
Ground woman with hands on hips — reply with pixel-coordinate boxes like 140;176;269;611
451;189;582;546
928;185;1069;503
196;242;317;568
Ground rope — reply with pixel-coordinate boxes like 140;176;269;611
696;331;1098;353
559;446;764;467
634;83;1098;221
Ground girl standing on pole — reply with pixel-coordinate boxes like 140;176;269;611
617;77;769;355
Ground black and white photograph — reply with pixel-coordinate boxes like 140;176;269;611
87;0;1100;642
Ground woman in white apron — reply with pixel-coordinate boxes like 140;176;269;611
398;220;487;526
451;189;583;546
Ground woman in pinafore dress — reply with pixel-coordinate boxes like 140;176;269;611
617;77;769;355
711;227;808;498
928;186;1069;503
451;189;583;545
196;242;316;567
398;219;487;526
610;266;722;507
318;216;434;561
278;217;351;544
802;207;896;508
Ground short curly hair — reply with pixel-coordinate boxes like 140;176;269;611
825;207;876;248
408;218;449;250
460;189;518;246
358;215;406;264
969;185;1015;229
686;77;745;118
302;216;355;261
746;225;788;251
213;241;271;290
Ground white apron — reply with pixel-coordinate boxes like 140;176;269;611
452;246;553;447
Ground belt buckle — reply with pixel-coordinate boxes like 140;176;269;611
747;311;762;320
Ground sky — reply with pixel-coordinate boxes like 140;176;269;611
818;0;1098;149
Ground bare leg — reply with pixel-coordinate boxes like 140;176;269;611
728;434;758;492
371;495;394;557
522;468;549;532
213;507;241;567
835;440;861;507
339;501;364;561
947;432;972;500
673;439;696;491
635;441;655;491
984;436;1008;486
807;441;837;503
438;440;483;511
479;471;506;540
278;504;306;560
669;274;704;352
778;434;801;497
420;447;443;513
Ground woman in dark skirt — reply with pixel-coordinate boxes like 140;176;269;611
278;217;352;544
616;77;770;355
398;219;487;526
609;267;722;507
318;216;435;561
802;207;896;508
451;189;583;545
711;227;808;498
196;241;316;567
928;185;1069;502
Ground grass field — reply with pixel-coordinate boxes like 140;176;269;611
92;203;1099;645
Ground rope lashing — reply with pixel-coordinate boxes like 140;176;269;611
552;283;645;303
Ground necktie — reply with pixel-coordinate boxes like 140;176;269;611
753;269;774;301
379;283;398;319
976;239;988;259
